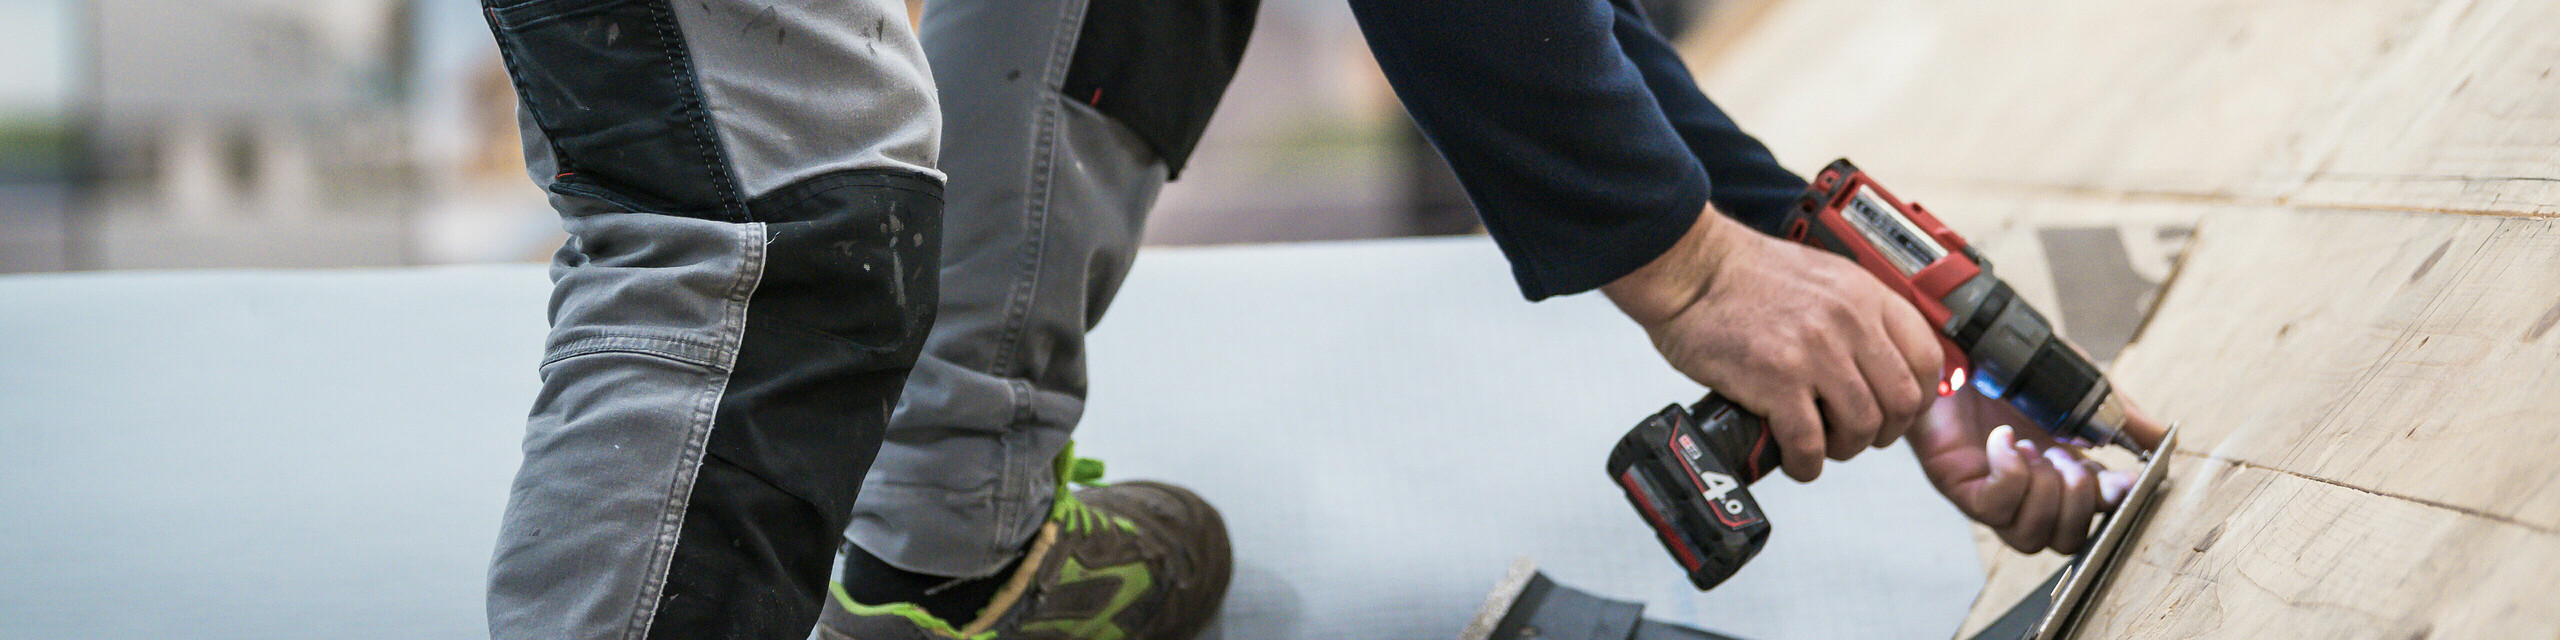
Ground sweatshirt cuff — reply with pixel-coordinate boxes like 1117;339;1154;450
1510;188;1708;301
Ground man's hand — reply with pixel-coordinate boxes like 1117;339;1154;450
1909;389;2158;554
1603;208;1944;482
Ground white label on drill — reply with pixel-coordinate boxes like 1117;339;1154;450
1699;472;1743;515
1844;185;1946;276
1676;434;1747;514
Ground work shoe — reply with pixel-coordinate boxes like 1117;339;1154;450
820;447;1234;640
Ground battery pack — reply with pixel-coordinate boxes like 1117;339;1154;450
1607;395;1780;590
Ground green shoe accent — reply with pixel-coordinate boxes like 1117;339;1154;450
829;581;997;640
1017;558;1155;640
822;452;1230;640
1049;443;1138;535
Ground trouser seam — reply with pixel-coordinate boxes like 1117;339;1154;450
989;104;1051;386
650;0;748;220
1003;0;1085;552
544;334;731;369
991;0;1087;386
623;221;767;640
986;0;1087;555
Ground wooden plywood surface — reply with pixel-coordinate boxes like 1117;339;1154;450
1685;0;2560;635
2113;210;2560;530
2278;0;2560;216
1956;208;2560;638
1694;0;2560;213
1697;0;2437;196
2078;455;2560;638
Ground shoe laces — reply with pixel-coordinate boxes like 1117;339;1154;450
1048;442;1136;534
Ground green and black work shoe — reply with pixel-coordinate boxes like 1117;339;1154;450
819;448;1233;640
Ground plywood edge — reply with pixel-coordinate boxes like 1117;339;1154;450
2082;454;2560;638
2108;207;2560;532
1959;451;2560;638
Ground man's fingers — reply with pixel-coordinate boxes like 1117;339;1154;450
1772;394;1828;482
1815;377;1882;461
1972;425;2030;527
1808;325;1882;461
1851;316;1925;450
2000;441;2062;553
2046;448;2101;554
1876;291;1944;410
2098;469;2136;508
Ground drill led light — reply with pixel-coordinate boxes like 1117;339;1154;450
1941;367;1966;397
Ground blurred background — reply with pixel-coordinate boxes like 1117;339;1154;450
0;0;1763;274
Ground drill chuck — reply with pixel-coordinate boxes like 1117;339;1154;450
1940;270;2134;449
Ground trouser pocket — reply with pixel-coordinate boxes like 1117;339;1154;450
485;0;740;219
1060;0;1262;179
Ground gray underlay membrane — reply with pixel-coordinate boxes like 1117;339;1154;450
0;236;1982;640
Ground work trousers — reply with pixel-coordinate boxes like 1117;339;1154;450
850;0;1252;580
480;0;1250;636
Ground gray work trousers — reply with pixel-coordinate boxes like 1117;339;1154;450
481;0;1247;635
847;0;1163;580
482;0;942;637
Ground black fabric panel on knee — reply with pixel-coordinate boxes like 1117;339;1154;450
483;0;744;220
1060;0;1261;179
646;169;942;639
711;169;941;527
647;456;834;639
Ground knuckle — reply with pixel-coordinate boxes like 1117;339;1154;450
1774;346;1808;372
1888;375;1925;406
1828;431;1868;460
1787;428;1825;451
1879;399;1917;428
1790;432;1829;460
1824;300;1861;325
2003;534;2039;554
1750;344;1797;371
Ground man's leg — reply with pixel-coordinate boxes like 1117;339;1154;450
478;0;942;637
845;0;1255;583
824;0;1258;634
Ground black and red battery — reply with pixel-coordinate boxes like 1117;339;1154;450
1606;394;1782;591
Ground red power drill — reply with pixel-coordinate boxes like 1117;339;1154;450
1609;159;2146;591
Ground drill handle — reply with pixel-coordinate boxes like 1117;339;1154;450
1689;394;1786;484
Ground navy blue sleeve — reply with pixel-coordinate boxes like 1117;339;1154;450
1614;3;1809;235
1350;0;1805;300
1349;0;1709;300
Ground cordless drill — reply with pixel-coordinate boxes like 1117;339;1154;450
1609;159;2145;591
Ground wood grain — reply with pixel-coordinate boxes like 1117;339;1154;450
2079;455;2560;638
2112;209;2560;530
2276;0;2560;217
1694;0;2558;215
1964;451;2560;639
